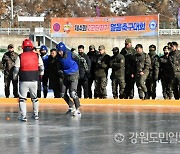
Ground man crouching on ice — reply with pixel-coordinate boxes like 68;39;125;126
56;42;88;116
13;39;44;122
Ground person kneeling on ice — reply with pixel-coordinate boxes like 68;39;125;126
13;39;44;122
56;42;87;116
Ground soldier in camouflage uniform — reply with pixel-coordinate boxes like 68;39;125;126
120;38;136;99
1;44;18;98
169;42;180;100
94;45;110;99
110;47;125;99
132;44;151;99
159;46;173;99
145;45;160;99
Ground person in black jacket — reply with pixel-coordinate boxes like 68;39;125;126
120;38;136;99
77;45;91;98
87;45;99;98
109;47;125;99
47;48;61;98
159;46;173;99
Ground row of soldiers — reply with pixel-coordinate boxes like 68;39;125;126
1;39;180;100
74;39;180;100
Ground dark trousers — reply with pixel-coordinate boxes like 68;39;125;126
88;77;94;98
173;77;180;100
135;74;148;99
146;79;157;99
42;74;48;98
94;77;107;99
124;75;135;99
4;75;18;98
111;77;125;99
53;88;61;98
61;74;80;109
161;76;173;99
77;79;89;98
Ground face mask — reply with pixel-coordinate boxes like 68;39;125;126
149;50;155;55
164;52;169;55
113;51;119;55
41;52;46;56
78;52;84;56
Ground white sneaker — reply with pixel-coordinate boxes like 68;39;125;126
19;116;27;122
73;109;81;116
32;114;39;120
66;105;76;114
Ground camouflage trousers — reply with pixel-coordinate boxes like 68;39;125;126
135;73;148;99
94;77;108;99
111;77;125;99
146;79;157;99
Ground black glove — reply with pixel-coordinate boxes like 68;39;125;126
58;70;64;79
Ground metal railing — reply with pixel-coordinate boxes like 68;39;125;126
0;28;30;35
1;28;180;36
159;29;180;35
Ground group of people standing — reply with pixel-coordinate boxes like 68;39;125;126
1;38;180;121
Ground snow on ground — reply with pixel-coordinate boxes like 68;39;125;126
0;70;163;99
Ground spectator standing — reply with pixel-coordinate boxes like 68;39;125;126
2;44;18;98
109;47;125;99
87;45;99;98
94;45;110;99
77;45;91;98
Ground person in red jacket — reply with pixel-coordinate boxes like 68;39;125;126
13;39;44;122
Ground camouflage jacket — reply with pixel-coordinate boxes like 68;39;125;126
169;50;180;78
109;53;125;79
94;53;110;78
1;51;18;75
133;52;151;76
120;47;136;76
147;53;160;80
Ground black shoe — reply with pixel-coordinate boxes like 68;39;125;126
129;96;134;99
19;116;27;122
114;96;118;99
144;92;149;100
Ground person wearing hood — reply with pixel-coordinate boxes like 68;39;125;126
159;46;173;99
13;39;44;122
145;45;160;99
56;42;85;116
39;45;49;98
109;47;125;99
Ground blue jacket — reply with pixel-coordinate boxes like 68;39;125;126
58;51;79;75
41;54;49;70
